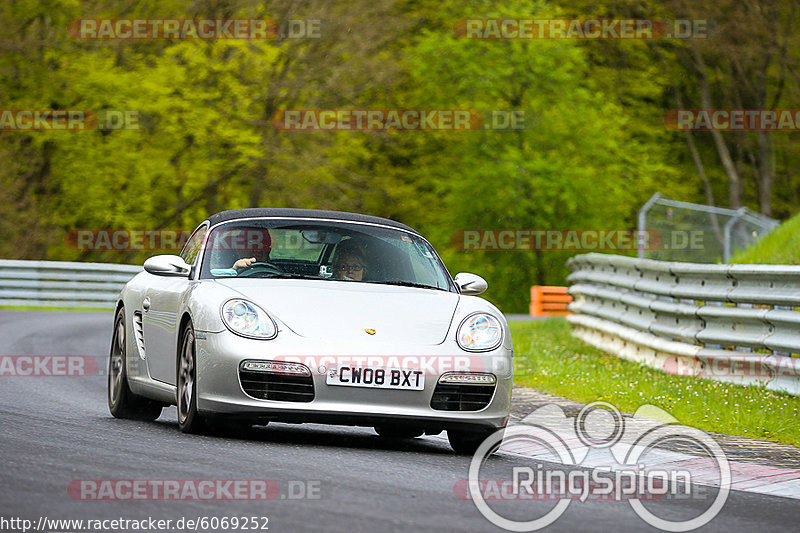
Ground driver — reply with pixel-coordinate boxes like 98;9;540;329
231;246;271;271
227;228;272;273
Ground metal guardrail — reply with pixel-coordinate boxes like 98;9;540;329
566;253;800;395
0;260;141;309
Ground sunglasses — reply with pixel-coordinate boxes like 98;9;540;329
335;264;365;272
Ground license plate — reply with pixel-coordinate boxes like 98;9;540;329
326;367;425;390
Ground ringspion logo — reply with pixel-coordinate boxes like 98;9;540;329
465;402;730;531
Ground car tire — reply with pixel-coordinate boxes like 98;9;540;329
108;307;163;421
448;428;505;455
177;321;206;434
374;426;425;439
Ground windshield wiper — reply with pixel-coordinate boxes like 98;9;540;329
248;273;322;280
372;280;446;291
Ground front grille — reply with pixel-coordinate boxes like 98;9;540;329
430;383;496;411
239;369;315;402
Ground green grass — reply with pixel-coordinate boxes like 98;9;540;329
511;319;800;447
731;210;800;264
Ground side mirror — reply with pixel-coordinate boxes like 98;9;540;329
454;272;488;295
144;255;191;277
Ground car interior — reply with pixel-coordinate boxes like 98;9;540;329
205;224;420;284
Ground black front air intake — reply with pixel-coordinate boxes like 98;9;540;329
239;368;315;402
430;383;495;411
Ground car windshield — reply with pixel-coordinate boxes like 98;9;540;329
198;219;455;292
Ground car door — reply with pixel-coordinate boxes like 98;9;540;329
142;224;207;385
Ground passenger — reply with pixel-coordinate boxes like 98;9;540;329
331;240;369;281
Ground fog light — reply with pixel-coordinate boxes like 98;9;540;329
241;360;311;376
438;372;496;385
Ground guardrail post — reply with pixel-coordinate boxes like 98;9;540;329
637;193;662;259
722;208;747;263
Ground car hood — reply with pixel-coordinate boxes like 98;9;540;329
213;279;460;345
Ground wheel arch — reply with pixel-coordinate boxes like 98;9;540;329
112;300;126;371
177;311;194;354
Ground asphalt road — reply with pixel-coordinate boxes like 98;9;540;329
0;310;796;533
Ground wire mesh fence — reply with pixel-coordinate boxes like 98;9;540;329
637;193;780;263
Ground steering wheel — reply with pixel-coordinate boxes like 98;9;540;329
236;261;283;277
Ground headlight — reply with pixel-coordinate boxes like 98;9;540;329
456;313;502;352
221;299;277;339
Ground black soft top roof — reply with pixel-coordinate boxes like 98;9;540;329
205;208;419;234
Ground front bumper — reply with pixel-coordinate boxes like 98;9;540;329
194;329;513;431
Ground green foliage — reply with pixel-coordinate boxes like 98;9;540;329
731;212;800;265
1;0;799;313
401;0;672;310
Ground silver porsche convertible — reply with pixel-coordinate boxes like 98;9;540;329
108;208;512;453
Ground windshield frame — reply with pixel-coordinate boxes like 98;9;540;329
196;216;457;293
